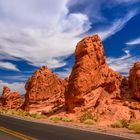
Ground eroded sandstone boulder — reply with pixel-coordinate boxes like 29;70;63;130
65;35;124;111
0;86;22;109
23;66;66;113
129;62;140;99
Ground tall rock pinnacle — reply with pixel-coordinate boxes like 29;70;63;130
65;35;124;111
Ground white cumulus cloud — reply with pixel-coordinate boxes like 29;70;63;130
0;0;91;69
0;62;19;71
0;0;139;93
126;38;140;46
107;49;139;76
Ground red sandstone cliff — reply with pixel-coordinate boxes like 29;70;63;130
65;35;124;111
63;35;140;126
23;66;66;113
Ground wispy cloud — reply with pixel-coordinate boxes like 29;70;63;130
0;0;91;69
95;10;138;40
0;80;25;94
0;0;137;71
0;75;28;82
0;0;139;83
114;0;139;4
126;37;140;46
0;62;19;71
107;49;139;76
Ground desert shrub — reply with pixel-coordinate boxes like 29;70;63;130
50;117;73;123
50;117;62;123
111;121;123;128
40;114;47;119
120;119;130;128
29;113;38;118
80;112;95;123
9;109;29;117
83;119;96;125
0;108;47;119
0;109;17;115
0;108;8;114
61;118;73;122
29;113;44;119
111;119;130;128
128;123;140;134
17;110;30;117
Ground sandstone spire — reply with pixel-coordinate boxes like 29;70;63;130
65;35;124;111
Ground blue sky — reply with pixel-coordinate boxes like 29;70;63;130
0;0;140;94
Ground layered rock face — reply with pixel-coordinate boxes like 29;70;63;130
0;86;21;109
23;66;66;113
129;62;140;99
63;35;140;126
65;35;124;111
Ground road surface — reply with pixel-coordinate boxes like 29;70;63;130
0;114;137;140
0;131;20;140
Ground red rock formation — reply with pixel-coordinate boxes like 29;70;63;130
23;66;66;113
62;35;140;126
65;35;124;111
129;62;140;99
0;86;22;109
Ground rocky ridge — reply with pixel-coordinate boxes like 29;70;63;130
22;66;66;113
0;34;140;126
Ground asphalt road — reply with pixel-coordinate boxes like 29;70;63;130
0;114;136;140
0;131;20;140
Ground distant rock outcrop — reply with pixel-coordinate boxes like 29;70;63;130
65;35;124;111
129;62;140;99
23;66;66;113
0;86;21;109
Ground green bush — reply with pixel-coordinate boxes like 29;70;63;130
120;119;130;128
111;121;123;128
0;108;47;119
16;110;30;117
128;123;140;134
30;113;38;118
29;113;46;119
61;118;73;122
50;117;62;123
111;119;130;128
0;108;9;114
83;119;96;125
80;112;94;123
50;117;73;123
80;112;97;125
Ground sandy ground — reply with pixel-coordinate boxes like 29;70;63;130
40;119;140;140
1;113;139;140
